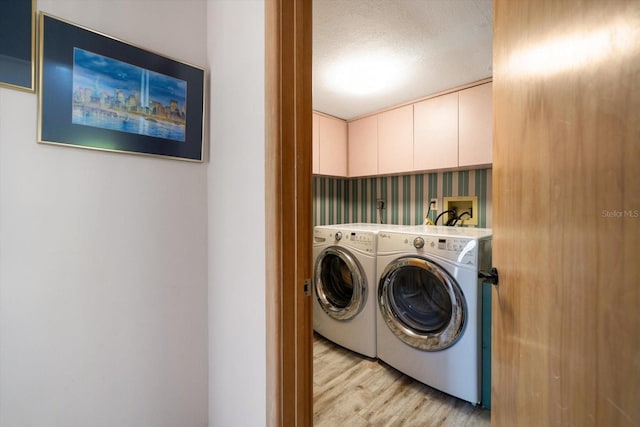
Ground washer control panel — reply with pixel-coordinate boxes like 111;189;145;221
378;231;478;266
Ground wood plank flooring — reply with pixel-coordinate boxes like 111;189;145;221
313;333;491;426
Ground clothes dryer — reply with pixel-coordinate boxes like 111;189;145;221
375;226;492;404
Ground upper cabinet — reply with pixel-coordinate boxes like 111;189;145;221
378;105;414;175
413;92;458;171
312;113;320;174
313;112;348;177
458;82;493;167
348;114;378;177
314;81;492;177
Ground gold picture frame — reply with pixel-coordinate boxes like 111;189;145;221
0;0;36;92
38;13;206;162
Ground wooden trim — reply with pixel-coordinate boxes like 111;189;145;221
312;110;347;122
265;0;313;425
345;77;493;122
265;0;282;423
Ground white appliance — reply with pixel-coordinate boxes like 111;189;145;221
375;226;492;404
313;223;389;358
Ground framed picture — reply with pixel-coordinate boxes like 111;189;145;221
0;0;36;91
38;13;205;162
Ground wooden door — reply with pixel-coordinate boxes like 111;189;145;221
493;1;640;426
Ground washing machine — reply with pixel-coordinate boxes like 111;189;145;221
375;226;492;404
313;223;389;358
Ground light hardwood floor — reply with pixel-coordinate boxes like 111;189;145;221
313;333;491;427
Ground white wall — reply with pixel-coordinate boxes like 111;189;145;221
207;1;266;426
0;1;209;426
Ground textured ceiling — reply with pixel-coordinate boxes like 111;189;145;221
313;0;493;120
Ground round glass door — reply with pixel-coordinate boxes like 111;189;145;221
378;256;466;351
314;247;367;320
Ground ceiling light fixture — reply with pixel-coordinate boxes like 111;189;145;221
323;52;410;96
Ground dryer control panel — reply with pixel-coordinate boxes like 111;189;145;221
314;228;376;254
340;231;376;253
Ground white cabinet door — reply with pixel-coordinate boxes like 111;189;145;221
312;112;320;174
318;115;347;176
413;92;459;171
348;115;378;177
459;82;492;167
377;104;413;175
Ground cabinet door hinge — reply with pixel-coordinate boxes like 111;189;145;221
303;279;312;296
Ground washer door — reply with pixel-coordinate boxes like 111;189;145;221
378;256;466;351
314;247;367;321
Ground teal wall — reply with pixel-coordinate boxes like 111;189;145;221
313;168;492;227
482;281;492;409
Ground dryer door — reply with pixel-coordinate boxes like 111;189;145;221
314;247;367;321
378;256;466;351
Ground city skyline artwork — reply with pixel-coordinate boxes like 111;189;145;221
72;47;188;142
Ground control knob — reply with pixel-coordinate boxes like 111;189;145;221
335;231;342;241
413;237;425;249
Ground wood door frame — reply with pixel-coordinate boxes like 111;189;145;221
265;0;313;425
267;1;640;426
